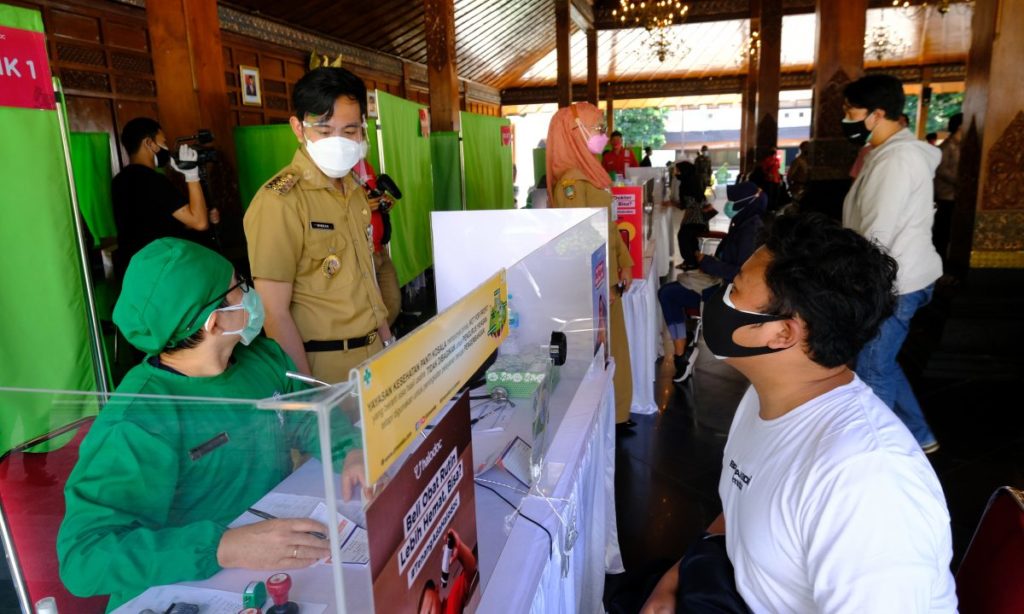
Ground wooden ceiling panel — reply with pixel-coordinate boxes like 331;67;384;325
223;1;969;91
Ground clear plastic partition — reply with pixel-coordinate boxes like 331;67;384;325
0;382;371;614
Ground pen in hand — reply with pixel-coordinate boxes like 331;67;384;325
247;507;328;540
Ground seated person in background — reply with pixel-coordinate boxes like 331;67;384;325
58;238;366;611
642;214;956;613
659;182;766;382
674;160;716;271
112;117;216;280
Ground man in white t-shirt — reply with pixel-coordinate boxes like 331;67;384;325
642;214;957;613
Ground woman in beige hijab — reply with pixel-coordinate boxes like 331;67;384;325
547;102;635;428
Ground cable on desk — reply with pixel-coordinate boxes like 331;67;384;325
474;479;553;560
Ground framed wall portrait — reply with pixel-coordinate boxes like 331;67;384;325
239;65;261;106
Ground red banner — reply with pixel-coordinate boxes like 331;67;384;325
0;25;54;110
612;185;645;281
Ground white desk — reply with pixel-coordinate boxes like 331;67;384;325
117;360;621;614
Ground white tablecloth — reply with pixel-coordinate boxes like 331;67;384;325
622;255;660;415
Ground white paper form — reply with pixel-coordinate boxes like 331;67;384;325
228;492;323;529
112;585;325;614
310;501;370;565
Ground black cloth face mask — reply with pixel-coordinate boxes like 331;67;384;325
841;118;869;146
154;145;171;168
702;283;791;358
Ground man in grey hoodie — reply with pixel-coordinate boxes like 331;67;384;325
840;74;943;453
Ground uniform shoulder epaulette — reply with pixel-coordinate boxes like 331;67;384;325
265;171;299;195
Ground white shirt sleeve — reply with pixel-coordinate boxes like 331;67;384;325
799;451;954;614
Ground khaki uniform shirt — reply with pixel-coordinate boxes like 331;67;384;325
550;169;634;285
244;147;387;349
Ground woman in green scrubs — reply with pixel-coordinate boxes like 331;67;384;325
57;238;364;611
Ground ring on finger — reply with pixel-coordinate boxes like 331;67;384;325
293;547;299;559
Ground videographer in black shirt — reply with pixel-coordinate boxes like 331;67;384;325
112;117;217;279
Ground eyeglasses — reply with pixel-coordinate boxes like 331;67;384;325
180;274;252;335
302;118;367;140
575;118;607;136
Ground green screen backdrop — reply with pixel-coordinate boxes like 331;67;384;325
234;120;381;211
377;92;433;286
461;112;513;210
70;131;116;244
0;4;101;452
430;131;461;212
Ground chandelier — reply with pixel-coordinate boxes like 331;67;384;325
613;1;690;30
644;27;691;63
890;0;972;16
864;11;908;60
736;29;761;68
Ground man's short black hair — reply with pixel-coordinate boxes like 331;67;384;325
293;67;367;121
948;112;964;134
843;74;906;121
121;117;162;155
760;213;897;368
926;132;938;142
610;130;623;138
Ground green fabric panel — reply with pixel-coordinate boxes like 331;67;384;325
0;2;43;30
1;7;99;452
533;148;547;186
377;92;433;286
430;131;462;211
461;112;513;210
234;124;299;210
70;132;116;244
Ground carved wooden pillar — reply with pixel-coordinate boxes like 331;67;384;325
740;0;761;175
425;0;460;131
916;67;934;139
556;0;572;108
951;0;1024;273
147;0;234;206
755;0;782;160
808;0;867;181
587;27;598;106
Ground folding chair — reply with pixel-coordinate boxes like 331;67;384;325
0;417;107;613
955;485;1024;614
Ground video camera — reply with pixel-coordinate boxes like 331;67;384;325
173;129;218;169
367;173;402;213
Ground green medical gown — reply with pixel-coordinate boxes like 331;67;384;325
56;337;360;611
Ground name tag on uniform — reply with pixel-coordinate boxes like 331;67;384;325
189;432;230;461
310;221;334;230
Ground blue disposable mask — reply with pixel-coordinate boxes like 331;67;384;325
209;290;265;345
723;193;758;218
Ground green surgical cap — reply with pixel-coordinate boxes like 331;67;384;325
113;238;234;354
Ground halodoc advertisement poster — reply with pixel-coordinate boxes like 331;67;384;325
365;393;478;613
591;246;608;365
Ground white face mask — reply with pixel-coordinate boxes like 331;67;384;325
305;136;367;178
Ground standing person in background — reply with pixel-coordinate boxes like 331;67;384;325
244;67;390;384
354;159;402;332
640;146;653;167
926;132;938;146
602;130;639;177
785;141;810;207
694;145;713;193
841;74;943;453
112;117;216;280
933;113;963;267
548;103;636;429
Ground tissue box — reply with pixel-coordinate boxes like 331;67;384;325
485;352;559;398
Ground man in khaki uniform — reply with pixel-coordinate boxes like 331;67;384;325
244;67;388;384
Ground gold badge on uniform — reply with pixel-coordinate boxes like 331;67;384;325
563;182;576;200
321;250;341;279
